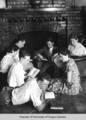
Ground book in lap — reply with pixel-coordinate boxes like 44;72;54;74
27;67;40;78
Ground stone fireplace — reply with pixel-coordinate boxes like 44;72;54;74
0;8;82;54
15;13;67;52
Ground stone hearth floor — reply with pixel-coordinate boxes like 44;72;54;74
0;78;86;114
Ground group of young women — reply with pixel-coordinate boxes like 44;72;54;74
0;33;85;111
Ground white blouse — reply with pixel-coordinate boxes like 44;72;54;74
7;62;25;88
12;78;43;107
68;42;86;56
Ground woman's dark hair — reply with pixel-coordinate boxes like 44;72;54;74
12;36;26;47
19;47;31;59
37;73;50;82
15;38;25;44
12;45;19;51
6;44;18;53
7;37;26;53
69;33;79;41
59;48;70;56
47;37;54;43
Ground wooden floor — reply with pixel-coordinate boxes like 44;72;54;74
0;77;86;114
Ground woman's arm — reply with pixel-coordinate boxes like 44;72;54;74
67;71;72;83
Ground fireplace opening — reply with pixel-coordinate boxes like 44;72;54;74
18;31;68;54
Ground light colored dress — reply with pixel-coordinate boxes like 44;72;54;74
68;42;86;56
0;53;15;73
62;58;82;95
0;50;19;73
12;78;43;107
7;62;25;88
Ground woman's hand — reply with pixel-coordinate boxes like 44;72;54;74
52;53;58;62
37;54;44;59
67;82;73;89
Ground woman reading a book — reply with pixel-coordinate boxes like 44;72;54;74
7;47;50;111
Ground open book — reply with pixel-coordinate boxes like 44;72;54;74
45;92;55;99
27;67;40;78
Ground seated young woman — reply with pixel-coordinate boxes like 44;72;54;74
0;46;19;89
34;37;62;78
48;49;82;95
12;75;50;112
7;47;50;111
68;33;86;57
7;47;33;88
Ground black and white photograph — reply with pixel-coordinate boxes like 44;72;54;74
0;0;86;120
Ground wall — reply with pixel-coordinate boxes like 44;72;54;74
6;0;86;8
0;9;82;54
75;0;86;7
0;10;68;52
0;0;6;8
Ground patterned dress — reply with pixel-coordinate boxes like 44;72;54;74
48;58;82;95
62;58;82;95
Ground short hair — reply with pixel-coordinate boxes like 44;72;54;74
12;45;19;51
19;47;31;59
69;33;79;40
37;73;50;82
47;37;54;43
16;38;25;44
59;48;70;56
12;37;26;46
7;45;19;53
